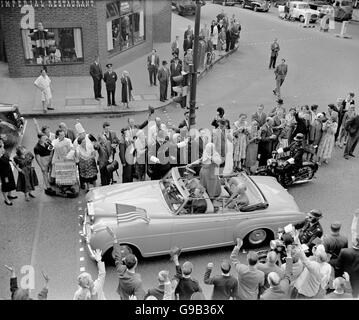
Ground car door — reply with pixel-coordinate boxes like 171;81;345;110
170;212;226;251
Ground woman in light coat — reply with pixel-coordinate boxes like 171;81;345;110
317;114;338;165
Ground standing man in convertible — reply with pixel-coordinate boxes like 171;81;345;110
277;133;305;184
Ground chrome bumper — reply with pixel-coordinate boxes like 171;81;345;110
79;210;96;260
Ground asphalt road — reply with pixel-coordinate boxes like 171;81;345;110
1;3;359;300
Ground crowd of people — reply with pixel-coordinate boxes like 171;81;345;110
6;209;359;300
1;90;358;205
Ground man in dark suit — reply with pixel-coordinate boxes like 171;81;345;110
323;222;348;277
183;34;193;57
107;228;145;300
273;58;288;98
252;104;267;128
59;122;76;143
103;63;118;106
170;56;182;97
344;114;359;159
177;111;190;131
148;130;171;180
158;60;170;102
258;117;277;166
336;236;359;298
204;260;239;300
147;49;160;87
269;38;280;69
89;56;104;100
102;122;119;183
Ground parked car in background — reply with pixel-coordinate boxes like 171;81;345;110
242;0;270;11
212;0;242;5
333;0;353;20
172;0;197;16
0;103;25;150
273;0;288;7
80;167;304;261
288;1;320;22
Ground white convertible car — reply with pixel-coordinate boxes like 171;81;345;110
80;167;304;261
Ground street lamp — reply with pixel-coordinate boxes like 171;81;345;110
188;0;202;129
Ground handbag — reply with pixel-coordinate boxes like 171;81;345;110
106;160;119;174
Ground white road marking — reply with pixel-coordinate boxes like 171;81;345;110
79;247;84;252
80;267;85;272
78;207;82;211
80;257;85;262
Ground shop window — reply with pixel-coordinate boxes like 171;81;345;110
106;0;145;53
21;27;84;65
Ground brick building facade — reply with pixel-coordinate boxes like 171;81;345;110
0;0;171;77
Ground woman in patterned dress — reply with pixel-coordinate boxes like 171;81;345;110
13;146;38;201
76;135;98;192
317;114;338;165
245;120;260;172
233;113;249;170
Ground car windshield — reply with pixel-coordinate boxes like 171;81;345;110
160;169;188;213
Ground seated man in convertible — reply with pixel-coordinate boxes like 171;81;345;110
223;177;249;210
185;174;214;214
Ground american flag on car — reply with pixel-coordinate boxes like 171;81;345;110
115;204;150;224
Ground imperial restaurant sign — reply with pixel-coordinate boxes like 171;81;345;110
0;0;95;8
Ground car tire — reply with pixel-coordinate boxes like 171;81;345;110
299;15;305;22
245;228;272;248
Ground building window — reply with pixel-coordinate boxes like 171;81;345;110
106;0;145;53
21;27;84;65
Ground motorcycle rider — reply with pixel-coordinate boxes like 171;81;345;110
277;133;305;184
294;209;323;255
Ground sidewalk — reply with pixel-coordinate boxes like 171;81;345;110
0;12;238;118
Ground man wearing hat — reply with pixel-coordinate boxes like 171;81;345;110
273;58;288;98
204;260;239;300
170;55;182;98
294;209;323;254
277;132;305;184
89;56;104;100
158;60;170;102
323;222;348;277
268;99;286;118
103;63;118;107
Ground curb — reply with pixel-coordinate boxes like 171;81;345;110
21;47;239;119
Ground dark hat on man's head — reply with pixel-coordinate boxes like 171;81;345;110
220;260;231;273
106;63;113;68
103;121;110;128
308;209;323;219
294;133;304;142
328;103;336;109
277;99;284;104
123;254;137;269
330;222;342;232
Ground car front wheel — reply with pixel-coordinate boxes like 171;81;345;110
299;15;305;22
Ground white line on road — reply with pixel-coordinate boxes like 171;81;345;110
80;257;85;262
80;267;85;272
78;207;82;211
79;247;84;252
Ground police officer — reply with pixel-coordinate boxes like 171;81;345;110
294;209;323;254
277;133;305;184
103;63;118;107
